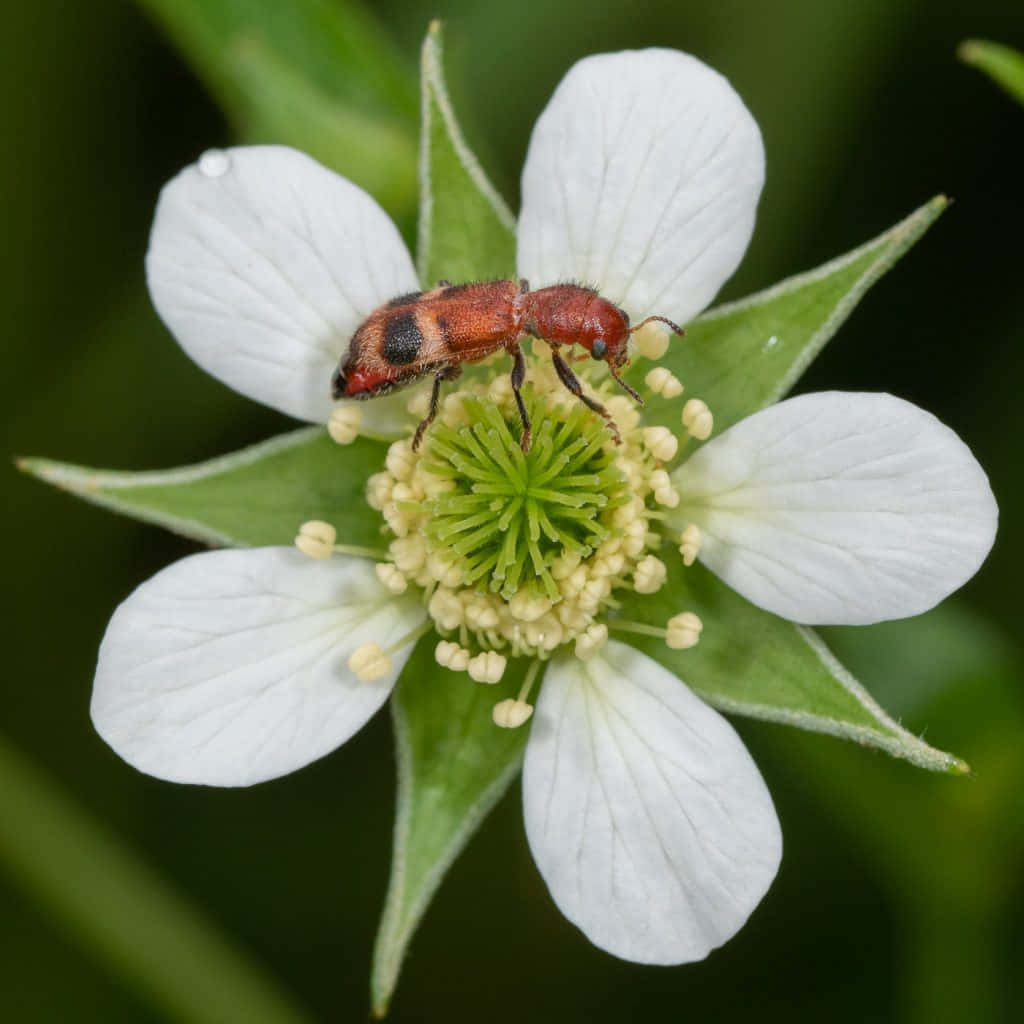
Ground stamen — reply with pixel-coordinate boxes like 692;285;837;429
644;367;684;398
435;640;470;671
632;320;672;360
376;562;408;594
492;699;534;728
295;520;336;559
682;398;714;440
327;404;361;445
642;426;679;462
574;622;609;660
679;524;702;567
633;555;668;594
348;643;391;681
468;650;507;684
649;469;680;508
666;612;703;649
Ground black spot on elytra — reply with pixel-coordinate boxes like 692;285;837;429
386;290;422;308
383;312;423;365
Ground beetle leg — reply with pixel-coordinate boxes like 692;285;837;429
608;363;643;404
549;347;621;445
510;343;533;452
519;278;530;294
412;365;462;451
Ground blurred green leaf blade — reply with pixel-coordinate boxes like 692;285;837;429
959;39;1024;107
645;196;948;435
137;0;419;213
0;737;312;1024
417;21;516;286
619;560;966;773
371;640;529;1017
20;428;388;551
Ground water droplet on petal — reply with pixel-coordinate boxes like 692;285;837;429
197;149;231;178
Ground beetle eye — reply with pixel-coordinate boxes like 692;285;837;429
591;339;607;360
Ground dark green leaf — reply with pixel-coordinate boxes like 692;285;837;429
137;0;418;213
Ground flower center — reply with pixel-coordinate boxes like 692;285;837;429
423;390;625;602
365;355;683;661
299;341;716;723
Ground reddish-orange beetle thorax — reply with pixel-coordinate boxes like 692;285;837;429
520;285;631;363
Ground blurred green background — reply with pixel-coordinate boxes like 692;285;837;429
4;0;1024;1020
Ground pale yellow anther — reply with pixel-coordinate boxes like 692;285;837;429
650;469;671;492
605;395;641;432
385;440;416;481
488;373;514;404
294;520;336;560
492;698;534;729
642;426;679;462
574;622;608;660
348;643;391;681
525;614;563;651
666;611;703;650
682;399;714;441
550;550;583;581
557;602;590;632
644;367;684;398
509;591;552;623
391;481;417;505
440;393;471;427
406;389;431;419
655;485;680;508
327;404;361;445
578;577;611;612
375;562;408;595
632;319;672;360
622;518;648;558
428;588;465;631
679;524;702;567
427;552;464;588
435;640;470;671
464;601;500;630
634;554;668;594
468;650;507;684
390;535;426;574
366;472;394;511
611;497;643;529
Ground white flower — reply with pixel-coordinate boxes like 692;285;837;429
94;49;996;967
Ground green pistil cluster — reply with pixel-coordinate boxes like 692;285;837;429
365;362;675;661
422;394;625;601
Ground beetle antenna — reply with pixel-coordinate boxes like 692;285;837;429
628;315;683;336
608;364;643;405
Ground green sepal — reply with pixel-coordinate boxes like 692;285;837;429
19;428;388;551
416;21;517;288
618;559;967;774
370;638;531;1017
641;196;948;437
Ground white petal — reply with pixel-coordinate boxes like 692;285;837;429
147;146;419;423
92;548;426;786
672;392;998;625
523;641;780;964
517;50;763;324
